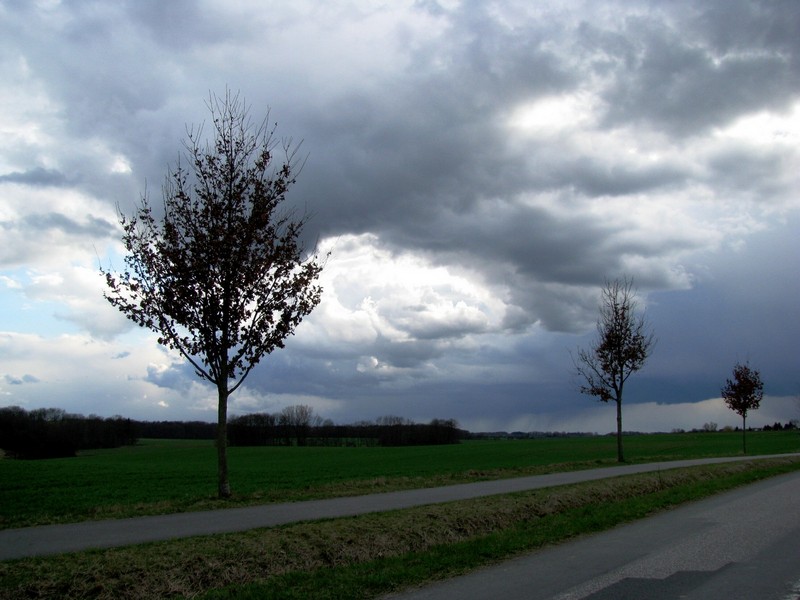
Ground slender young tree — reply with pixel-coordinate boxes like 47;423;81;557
102;91;324;497
721;362;764;454
574;277;655;462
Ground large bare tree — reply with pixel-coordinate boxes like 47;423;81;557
721;362;763;454
102;91;324;497
574;278;655;462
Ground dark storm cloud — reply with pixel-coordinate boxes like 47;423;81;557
1;213;117;240
640;217;800;402
285;6;579;240
3;4;171;126
596;2;800;136
399;308;488;341
695;0;800;56
8;0;785;290
0;168;68;186
144;362;196;392
125;0;239;50
0;2;208;204
3;374;40;385
554;158;688;197
1;0;798;431
706;147;797;201
281;0;798;333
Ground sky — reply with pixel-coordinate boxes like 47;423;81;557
1;0;798;434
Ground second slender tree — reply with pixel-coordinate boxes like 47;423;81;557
721;362;764;454
103;91;324;497
574;278;655;462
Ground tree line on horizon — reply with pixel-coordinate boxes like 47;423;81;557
0;405;463;459
3;401;792;461
0;406;136;459
229;410;462;447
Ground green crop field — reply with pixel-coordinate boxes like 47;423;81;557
2;433;800;599
2;430;798;529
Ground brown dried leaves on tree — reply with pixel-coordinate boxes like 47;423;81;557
721;362;764;454
102;91;325;496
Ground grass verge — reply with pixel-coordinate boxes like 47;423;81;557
2;457;799;600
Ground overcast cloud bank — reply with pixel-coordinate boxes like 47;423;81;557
0;1;798;432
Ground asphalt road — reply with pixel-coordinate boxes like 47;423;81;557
1;454;797;562
384;467;800;600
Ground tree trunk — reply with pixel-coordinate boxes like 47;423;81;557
217;382;231;498
616;397;625;462
742;415;747;455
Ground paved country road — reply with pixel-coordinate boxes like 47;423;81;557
384;467;800;600
1;454;798;561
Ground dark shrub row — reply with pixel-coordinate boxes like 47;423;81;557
132;420;217;440
228;410;463;447
0;406;136;459
0;404;463;458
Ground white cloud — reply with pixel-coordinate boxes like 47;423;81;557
2;263;130;340
507;92;599;137
296;233;509;355
0;184;120;268
0;332;210;419
716;102;800;148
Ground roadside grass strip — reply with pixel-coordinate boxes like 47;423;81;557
2;457;799;600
